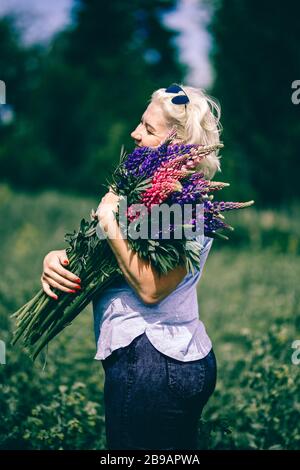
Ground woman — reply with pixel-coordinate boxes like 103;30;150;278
41;84;222;450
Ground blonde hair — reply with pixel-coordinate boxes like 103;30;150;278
150;84;223;180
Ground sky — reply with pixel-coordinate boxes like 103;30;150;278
0;0;213;88
164;0;213;87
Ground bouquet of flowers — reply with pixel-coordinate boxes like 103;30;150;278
11;130;254;360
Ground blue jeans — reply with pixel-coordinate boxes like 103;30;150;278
101;332;217;450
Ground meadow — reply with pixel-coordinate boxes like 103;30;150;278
0;182;299;450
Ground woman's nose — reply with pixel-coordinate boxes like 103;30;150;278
131;127;141;141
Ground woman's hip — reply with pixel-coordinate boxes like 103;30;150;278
101;331;217;403
101;332;217;449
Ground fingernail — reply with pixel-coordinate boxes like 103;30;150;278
53;295;58;300
63;260;69;265
69;289;76;293
76;278;81;283
74;285;81;290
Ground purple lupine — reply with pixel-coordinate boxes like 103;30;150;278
114;135;253;239
122;142;196;180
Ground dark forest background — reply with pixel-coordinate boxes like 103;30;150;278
1;0;299;206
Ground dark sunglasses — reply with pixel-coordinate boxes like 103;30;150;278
165;84;190;107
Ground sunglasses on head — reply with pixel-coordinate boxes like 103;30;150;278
165;84;190;107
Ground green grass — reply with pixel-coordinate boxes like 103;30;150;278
0;182;299;449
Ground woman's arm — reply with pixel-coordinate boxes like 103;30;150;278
97;192;187;305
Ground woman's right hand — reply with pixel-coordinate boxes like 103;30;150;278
41;249;82;300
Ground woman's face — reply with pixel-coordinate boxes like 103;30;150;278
131;101;170;148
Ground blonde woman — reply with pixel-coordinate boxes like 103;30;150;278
41;84;222;450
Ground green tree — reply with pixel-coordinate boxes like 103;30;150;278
1;1;185;194
208;0;300;206
0;15;51;192
32;0;185;194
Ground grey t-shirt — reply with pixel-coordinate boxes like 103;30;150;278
92;236;214;362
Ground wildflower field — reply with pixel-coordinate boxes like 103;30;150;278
0;183;299;450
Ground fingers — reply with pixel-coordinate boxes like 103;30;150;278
41;278;58;300
58;251;69;266
44;257;81;287
41;250;82;298
43;267;81;291
41;273;80;294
